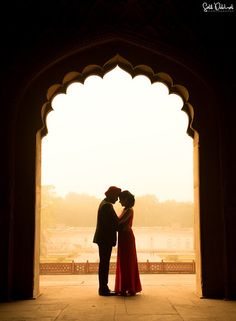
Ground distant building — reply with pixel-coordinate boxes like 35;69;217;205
41;226;194;262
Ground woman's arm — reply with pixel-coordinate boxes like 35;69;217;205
119;208;133;225
118;209;126;219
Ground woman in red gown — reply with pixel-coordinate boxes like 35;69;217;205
115;190;142;296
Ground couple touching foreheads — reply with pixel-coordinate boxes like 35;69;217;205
93;186;142;296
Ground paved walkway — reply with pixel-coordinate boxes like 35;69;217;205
1;274;236;320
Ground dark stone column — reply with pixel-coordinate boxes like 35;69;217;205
0;89;16;301
220;91;236;299
0;131;14;301
10;122;37;299
199;131;226;298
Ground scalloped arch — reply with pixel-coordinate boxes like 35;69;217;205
42;54;195;138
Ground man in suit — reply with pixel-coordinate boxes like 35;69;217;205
93;186;121;296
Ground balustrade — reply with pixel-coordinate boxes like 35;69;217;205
40;260;195;275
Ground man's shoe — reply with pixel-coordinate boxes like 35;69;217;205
99;290;116;296
108;290;116;296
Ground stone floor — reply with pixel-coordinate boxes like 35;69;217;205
1;274;236;321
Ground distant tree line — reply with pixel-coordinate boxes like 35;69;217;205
41;185;194;230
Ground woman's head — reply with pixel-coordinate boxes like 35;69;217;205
119;190;135;208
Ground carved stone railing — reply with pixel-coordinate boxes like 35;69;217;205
40;260;195;275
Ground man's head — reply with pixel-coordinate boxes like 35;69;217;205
105;186;122;203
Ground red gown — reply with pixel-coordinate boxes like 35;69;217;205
115;208;142;295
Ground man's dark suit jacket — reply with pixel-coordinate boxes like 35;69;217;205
93;199;119;246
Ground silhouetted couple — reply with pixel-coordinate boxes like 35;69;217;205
93;186;142;296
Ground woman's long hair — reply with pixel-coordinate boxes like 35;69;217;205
119;190;135;208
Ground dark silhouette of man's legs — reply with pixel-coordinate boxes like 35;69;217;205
98;244;112;293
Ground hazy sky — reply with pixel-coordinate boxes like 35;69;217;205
42;66;193;201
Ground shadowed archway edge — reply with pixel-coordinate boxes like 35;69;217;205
17;37;216;140
44;53;194;138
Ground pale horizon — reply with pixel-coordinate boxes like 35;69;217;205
42;66;193;202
